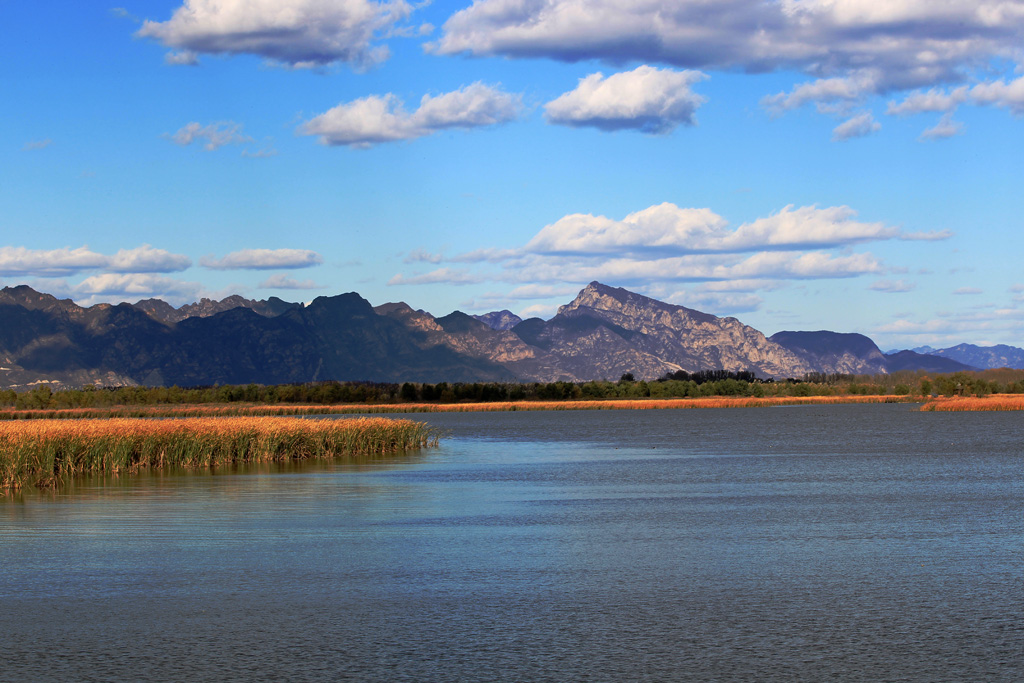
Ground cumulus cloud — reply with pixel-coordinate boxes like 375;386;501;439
169;121;252;150
969;75;1024;115
388;267;486;286
74;273;204;300
887;87;969;116
0;247;107;277
954;287;984;295
201;249;323;270
919;113;965;140
436;0;1024;136
524;203;896;256
544;65;707;134
435;1;1024;84
138;0;412;69
0;245;190;277
871;279;915;293
107;245;192;273
258;273;324;289
832;112;881;140
762;73;878;116
299;82;521;147
387;201;958;313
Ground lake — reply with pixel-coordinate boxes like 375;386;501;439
1;404;1022;681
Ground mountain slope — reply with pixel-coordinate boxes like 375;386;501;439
533;282;814;380
769;331;888;375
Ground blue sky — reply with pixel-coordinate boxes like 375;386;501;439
3;0;1024;350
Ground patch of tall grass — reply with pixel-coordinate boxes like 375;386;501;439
920;394;1024;411
0;416;436;491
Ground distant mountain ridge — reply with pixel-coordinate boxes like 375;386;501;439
916;343;1024;370
0;283;1011;390
132;295;300;324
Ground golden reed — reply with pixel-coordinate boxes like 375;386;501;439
919;394;1024;411
0;394;914;421
0;416;436;491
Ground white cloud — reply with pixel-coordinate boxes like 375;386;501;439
138;0;412;69
436;0;1024;137
200;249;323;270
518;302;561;319
460;284;580;311
388;202;957;311
887;86;969;115
899;229;954;241
107;245;192;273
544;65;708;134
665;289;765;314
919;113;965;140
164;50;199;66
435;0;1024;88
299;82;521;147
74;273;203;300
0;247;107;277
524;203;895;256
169;121;252;150
0;245;190;277
832;112;881;140
393;250;883;288
871;279;915;293
969;75;1024;115
404;248;445;264
388;267;486;286
762;73;878;115
258;273;324;289
885;75;1024;123
953;287;983;295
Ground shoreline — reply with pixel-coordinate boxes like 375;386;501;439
2;394;1022;423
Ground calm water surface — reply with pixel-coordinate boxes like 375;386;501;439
1;404;1022;681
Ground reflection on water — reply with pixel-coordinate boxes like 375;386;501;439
2;404;1023;681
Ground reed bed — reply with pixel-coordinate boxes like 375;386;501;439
0;416;436;491
920;394;1024;411
0;394;918;422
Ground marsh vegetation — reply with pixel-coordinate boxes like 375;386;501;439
0;416;436;491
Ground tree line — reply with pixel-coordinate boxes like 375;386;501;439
3;368;1024;410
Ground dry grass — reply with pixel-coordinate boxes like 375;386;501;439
0;394;918;422
0;416;436;491
919;394;1024;411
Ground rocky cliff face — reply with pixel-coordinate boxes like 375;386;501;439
538;282;813;380
769;331;888;375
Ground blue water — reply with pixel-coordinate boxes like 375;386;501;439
1;404;1022;681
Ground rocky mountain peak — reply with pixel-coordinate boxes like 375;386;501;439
0;285;82;314
472;310;523;331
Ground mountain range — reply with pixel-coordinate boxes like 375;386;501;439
0;282;1008;391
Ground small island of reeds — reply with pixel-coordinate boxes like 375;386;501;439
0;416;436;492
